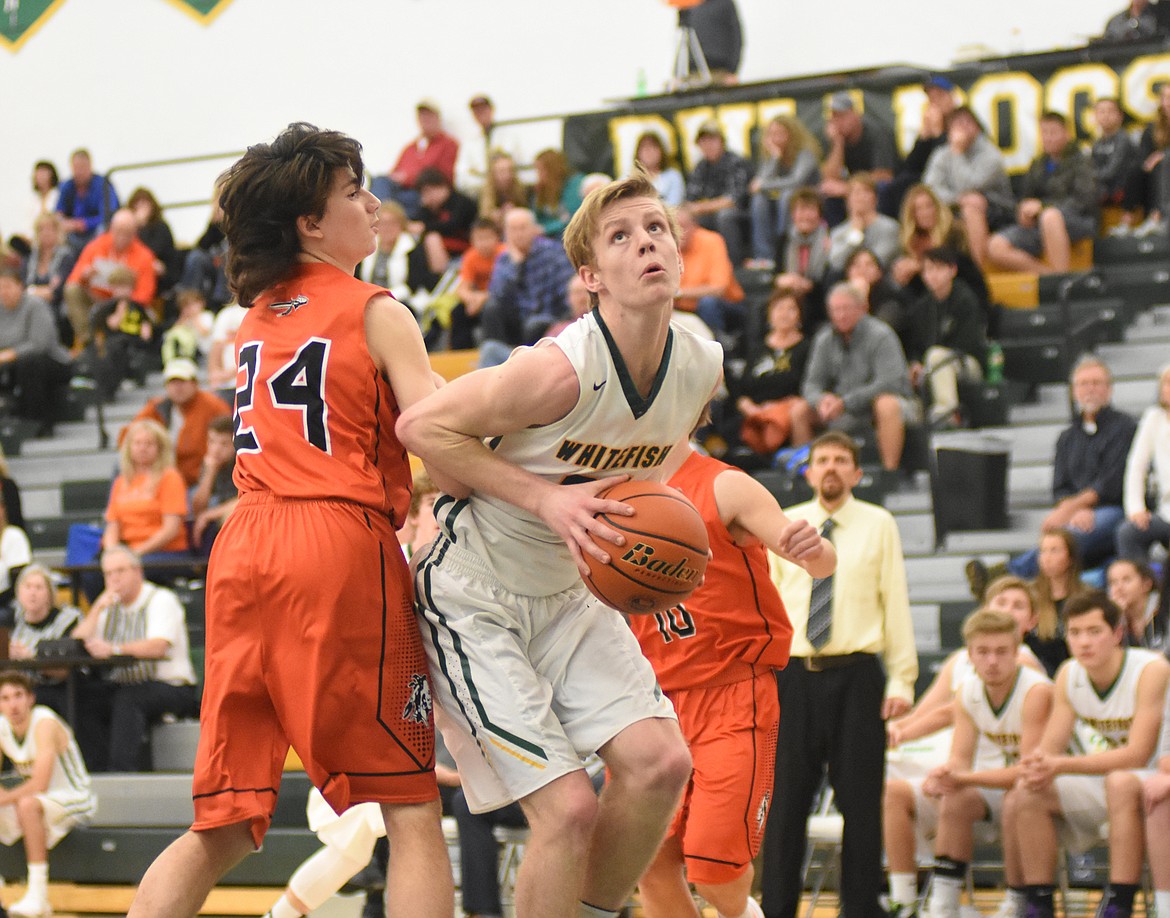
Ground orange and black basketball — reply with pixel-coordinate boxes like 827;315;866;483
583;479;709;616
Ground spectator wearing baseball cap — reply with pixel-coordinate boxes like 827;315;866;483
370;98;460;219
685;118;753;266
124;357;230;487
819;90;901;226
455;93;529;196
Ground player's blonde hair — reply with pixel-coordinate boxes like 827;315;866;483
961;608;1020;644
561;169;680;309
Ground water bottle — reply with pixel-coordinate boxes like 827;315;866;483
986;341;1004;385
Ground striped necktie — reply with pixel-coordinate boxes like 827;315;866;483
806;518;836;651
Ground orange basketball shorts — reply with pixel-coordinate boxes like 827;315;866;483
192;492;438;846
667;672;780;885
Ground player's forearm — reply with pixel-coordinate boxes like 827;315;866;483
800;540;836;580
398;416;550;516
961;765;1021;790
1059;746;1154;776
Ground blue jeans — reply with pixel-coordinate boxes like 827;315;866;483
369;175;421;220
696;295;747;334
750;190;793;262
1007;505;1126;577
1115;512;1170;561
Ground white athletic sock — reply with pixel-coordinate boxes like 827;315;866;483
26;862;48;899
929;874;963;916
718;896;765;918
579;903;620;917
890;872;918;907
1154;891;1170;918
267;897;302;918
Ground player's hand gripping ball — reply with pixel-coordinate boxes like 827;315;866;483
583;480;709;615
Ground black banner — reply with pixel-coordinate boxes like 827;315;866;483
564;39;1170;179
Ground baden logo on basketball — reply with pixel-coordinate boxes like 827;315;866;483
582;480;709;616
618;543;703;588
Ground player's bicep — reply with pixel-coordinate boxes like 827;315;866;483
406;345;580;443
364;294;438;413
1020;684;1054;755
949;701;978;767
1042;666;1076;752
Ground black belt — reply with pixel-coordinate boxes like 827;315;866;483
796;652;876;672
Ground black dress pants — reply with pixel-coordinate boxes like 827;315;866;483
760;655;888;918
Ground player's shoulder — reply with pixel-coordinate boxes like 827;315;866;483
670;320;724;367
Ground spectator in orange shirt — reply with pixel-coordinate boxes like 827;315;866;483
454;218;504;350
103;418;190;559
63;208;157;348
675;203;745;342
125;358;231;487
371;99;460;220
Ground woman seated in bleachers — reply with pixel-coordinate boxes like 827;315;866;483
843;246;907;343
7;563;83;717
890;183;988;308
1107;557;1165;650
103;418;190;567
1117;82;1170;237
1118;363;1170;563
1027;529;1088;676
728;286;814;458
529;148;584;240
478;151;528;226
631;130;685;207
127;186;179;294
746;113;822;270
23;211;74;314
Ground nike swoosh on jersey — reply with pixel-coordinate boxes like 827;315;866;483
593;380;607;391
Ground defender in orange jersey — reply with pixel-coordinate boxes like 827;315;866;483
630;441;835;918
128;123;457;918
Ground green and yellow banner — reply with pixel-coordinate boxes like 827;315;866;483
0;0;67;52
161;0;235;24
1;0;235;52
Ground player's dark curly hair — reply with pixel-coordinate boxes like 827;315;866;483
218;122;364;308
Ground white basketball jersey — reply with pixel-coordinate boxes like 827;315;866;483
438;311;722;595
959;665;1051;766
1064;647;1161;753
0;705;94;812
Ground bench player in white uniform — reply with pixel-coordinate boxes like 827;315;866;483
1004;592;1169;918
0;671;96;918
917;609;1053;918
398;172;723;918
883;577;1043;917
1142;690;1170;918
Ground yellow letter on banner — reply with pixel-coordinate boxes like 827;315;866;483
967;72;1044;175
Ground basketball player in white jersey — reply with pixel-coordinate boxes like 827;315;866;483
1003;592;1169;918
918;609;1053;918
883;577;1043;918
398;172;728;918
1141;691;1170;918
0;671;96;918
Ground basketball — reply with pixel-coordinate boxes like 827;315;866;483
582;479;709;616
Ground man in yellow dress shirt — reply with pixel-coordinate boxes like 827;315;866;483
760;430;918;918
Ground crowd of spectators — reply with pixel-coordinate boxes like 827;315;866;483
1;38;1170;918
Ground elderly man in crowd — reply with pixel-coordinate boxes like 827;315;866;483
63;208;157;349
72;546;198;772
